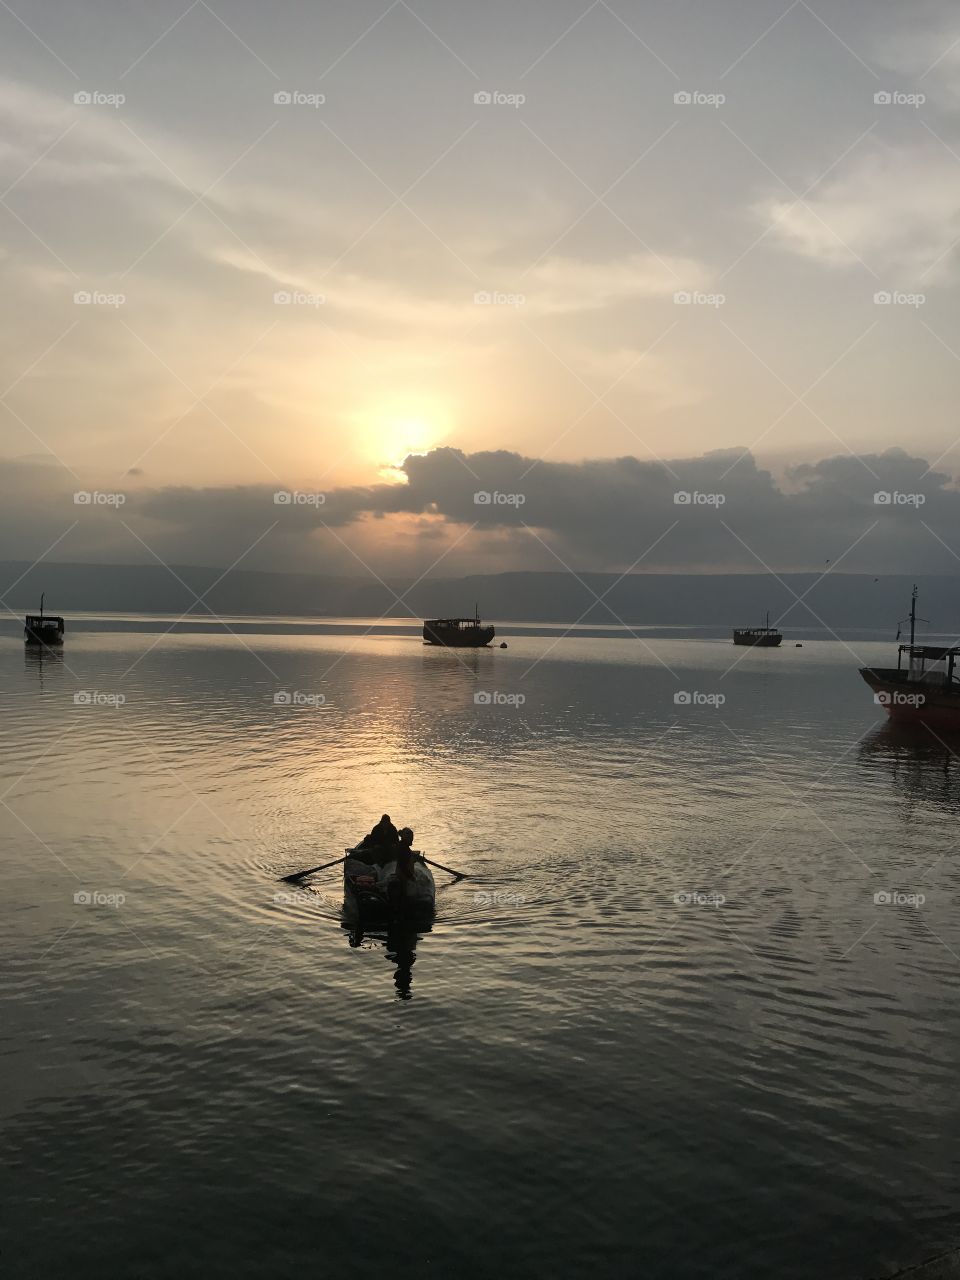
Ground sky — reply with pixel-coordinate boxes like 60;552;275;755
2;0;960;580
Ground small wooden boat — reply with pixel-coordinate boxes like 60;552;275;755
24;594;65;646
343;847;436;918
423;606;495;648
733;610;782;647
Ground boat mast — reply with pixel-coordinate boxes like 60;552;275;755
40;592;44;623
909;583;917;648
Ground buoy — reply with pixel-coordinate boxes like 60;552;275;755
796;642;802;648
500;642;507;649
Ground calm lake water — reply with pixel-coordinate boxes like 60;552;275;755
2;618;960;1280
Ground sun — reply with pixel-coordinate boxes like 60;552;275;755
358;403;449;476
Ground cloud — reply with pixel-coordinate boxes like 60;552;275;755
756;142;960;279
4;445;959;577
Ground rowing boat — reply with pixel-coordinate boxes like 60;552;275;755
342;846;436;918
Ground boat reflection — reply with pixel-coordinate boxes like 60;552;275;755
859;721;960;813
343;916;435;1000
24;643;65;689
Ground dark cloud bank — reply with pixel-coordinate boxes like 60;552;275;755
2;446;960;625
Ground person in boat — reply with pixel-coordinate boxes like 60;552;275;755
359;813;399;849
388;828;417;907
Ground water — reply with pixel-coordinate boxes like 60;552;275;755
2;620;960;1279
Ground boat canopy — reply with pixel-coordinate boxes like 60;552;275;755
899;644;960;682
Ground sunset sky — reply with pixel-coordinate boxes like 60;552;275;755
3;0;960;577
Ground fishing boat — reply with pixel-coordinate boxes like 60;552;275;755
860;585;960;729
342;846;436;919
423;606;495;648
24;594;65;646
733;611;782;647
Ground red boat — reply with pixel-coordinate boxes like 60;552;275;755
859;586;960;729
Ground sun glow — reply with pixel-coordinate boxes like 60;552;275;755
357;402;450;477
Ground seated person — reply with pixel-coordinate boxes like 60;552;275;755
359;813;400;850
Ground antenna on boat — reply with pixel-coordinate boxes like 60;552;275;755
896;583;928;646
40;592;44;622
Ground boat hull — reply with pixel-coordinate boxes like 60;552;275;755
859;667;960;729
24;628;64;646
343;849;436;920
423;624;495;648
732;632;782;647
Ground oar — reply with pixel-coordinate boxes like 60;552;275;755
280;855;345;884
421;855;467;880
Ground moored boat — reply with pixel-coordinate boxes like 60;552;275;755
733;610;782;647
860;585;960;729
423;606;495;648
24;594;65;646
342;846;436;919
